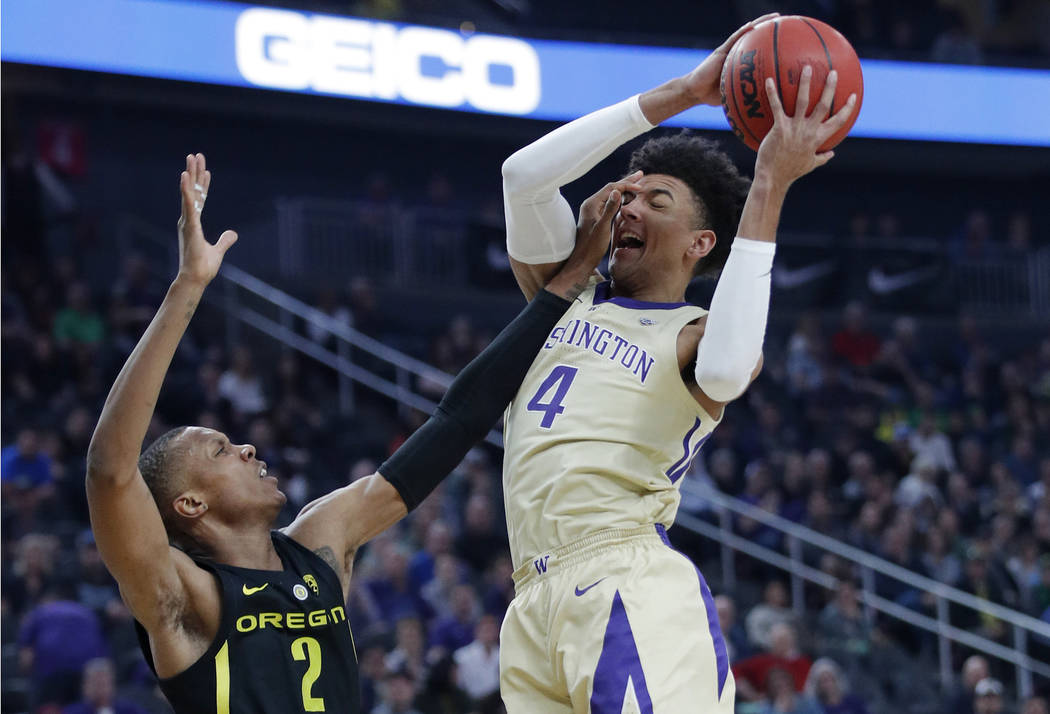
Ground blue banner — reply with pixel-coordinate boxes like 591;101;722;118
4;0;1049;146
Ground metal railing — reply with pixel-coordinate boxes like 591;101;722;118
115;215;502;446
118;213;1048;698
678;481;1050;698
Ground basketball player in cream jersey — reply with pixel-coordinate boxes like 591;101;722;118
496;14;858;713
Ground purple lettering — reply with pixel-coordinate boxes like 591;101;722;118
609;336;629;361
593;329;612;355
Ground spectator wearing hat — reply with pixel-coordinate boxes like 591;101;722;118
973;678;1004;714
371;663;423;714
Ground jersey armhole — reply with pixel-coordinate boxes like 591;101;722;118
135;561;234;683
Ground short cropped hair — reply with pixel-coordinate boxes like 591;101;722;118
138;426;190;530
627;133;751;277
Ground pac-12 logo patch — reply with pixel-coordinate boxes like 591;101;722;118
639;318;656;326
293;584;309;601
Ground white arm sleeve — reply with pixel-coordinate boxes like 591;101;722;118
502;95;655;264
694;238;776;403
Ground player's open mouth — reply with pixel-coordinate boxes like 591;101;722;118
613;232;644;257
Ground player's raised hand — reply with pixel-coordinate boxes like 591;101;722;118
177;153;238;287
756;66;857;186
684;13;779;106
576;171;644;268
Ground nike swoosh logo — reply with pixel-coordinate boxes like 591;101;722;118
772;260;838;289
867;265;939;295
574;578;606;596
242;583;269;596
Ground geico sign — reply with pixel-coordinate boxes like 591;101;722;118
235;8;541;114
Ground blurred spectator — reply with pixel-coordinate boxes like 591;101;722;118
409;520;453;593
715;593;754;663
452;614;500;703
217;347;268;417
19;583;109;707
307;287;353;349
53;282;105;348
832;302;881;369
429;584;480;653
943;654;989;714
1022;696;1050;714
817;580;873;663
372;663;423;714
62;657;147;714
366;543;423;626
480;555;515;619
734;622;814;702
2;429;57;528
746;580;798;651
5;533;61;616
420;553;464;620
760;666;822;714
454;493;506;573
384;617;427;685
804;658;870;714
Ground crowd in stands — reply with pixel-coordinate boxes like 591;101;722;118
3;222;1048;713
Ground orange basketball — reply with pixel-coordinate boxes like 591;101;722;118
719;16;864;152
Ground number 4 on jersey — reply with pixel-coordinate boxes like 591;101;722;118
526;365;578;428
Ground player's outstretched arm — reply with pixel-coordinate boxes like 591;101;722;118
86;154;237;630
502;14;776;301
285;184;624;586
692;67;857;407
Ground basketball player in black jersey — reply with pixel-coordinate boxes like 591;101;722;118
85;154;634;713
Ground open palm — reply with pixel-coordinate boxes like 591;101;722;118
177;153;237;286
684;13;779;106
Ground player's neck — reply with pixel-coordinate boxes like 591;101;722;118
203;523;283;571
609;278;686;304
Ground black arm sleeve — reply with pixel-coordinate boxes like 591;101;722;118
378;289;571;510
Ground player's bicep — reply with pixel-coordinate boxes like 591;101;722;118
286;474;407;578
86;470;183;628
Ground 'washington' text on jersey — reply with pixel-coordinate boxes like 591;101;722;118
544;318;655;384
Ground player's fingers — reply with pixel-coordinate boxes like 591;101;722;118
796;65;813;117
822;93;857;135
814;69;838;121
603;189;621;215
216;230;238;254
814;150;835;168
765;78;786;121
201;169;212;198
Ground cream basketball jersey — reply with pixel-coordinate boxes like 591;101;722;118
502;278;721;569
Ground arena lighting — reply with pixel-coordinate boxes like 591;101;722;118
3;0;1049;146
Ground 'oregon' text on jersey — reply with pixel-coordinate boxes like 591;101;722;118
135;532;360;714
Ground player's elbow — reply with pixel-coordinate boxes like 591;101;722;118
694;365;751;404
501;151;544;197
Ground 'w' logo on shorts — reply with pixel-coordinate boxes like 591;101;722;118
534;555;551;575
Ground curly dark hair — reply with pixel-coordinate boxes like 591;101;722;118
627;132;750;278
138;426;189;531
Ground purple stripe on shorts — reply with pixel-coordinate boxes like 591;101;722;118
657;527;730;700
590;591;654;714
693;566;730;699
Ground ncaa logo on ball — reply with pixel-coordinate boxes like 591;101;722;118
293;584;309;601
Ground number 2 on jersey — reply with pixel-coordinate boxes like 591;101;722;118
291;636;325;711
526;365;578;428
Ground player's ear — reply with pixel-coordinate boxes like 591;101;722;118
687;229;716;260
173;491;208;519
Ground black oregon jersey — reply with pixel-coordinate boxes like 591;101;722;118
135;531;360;714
